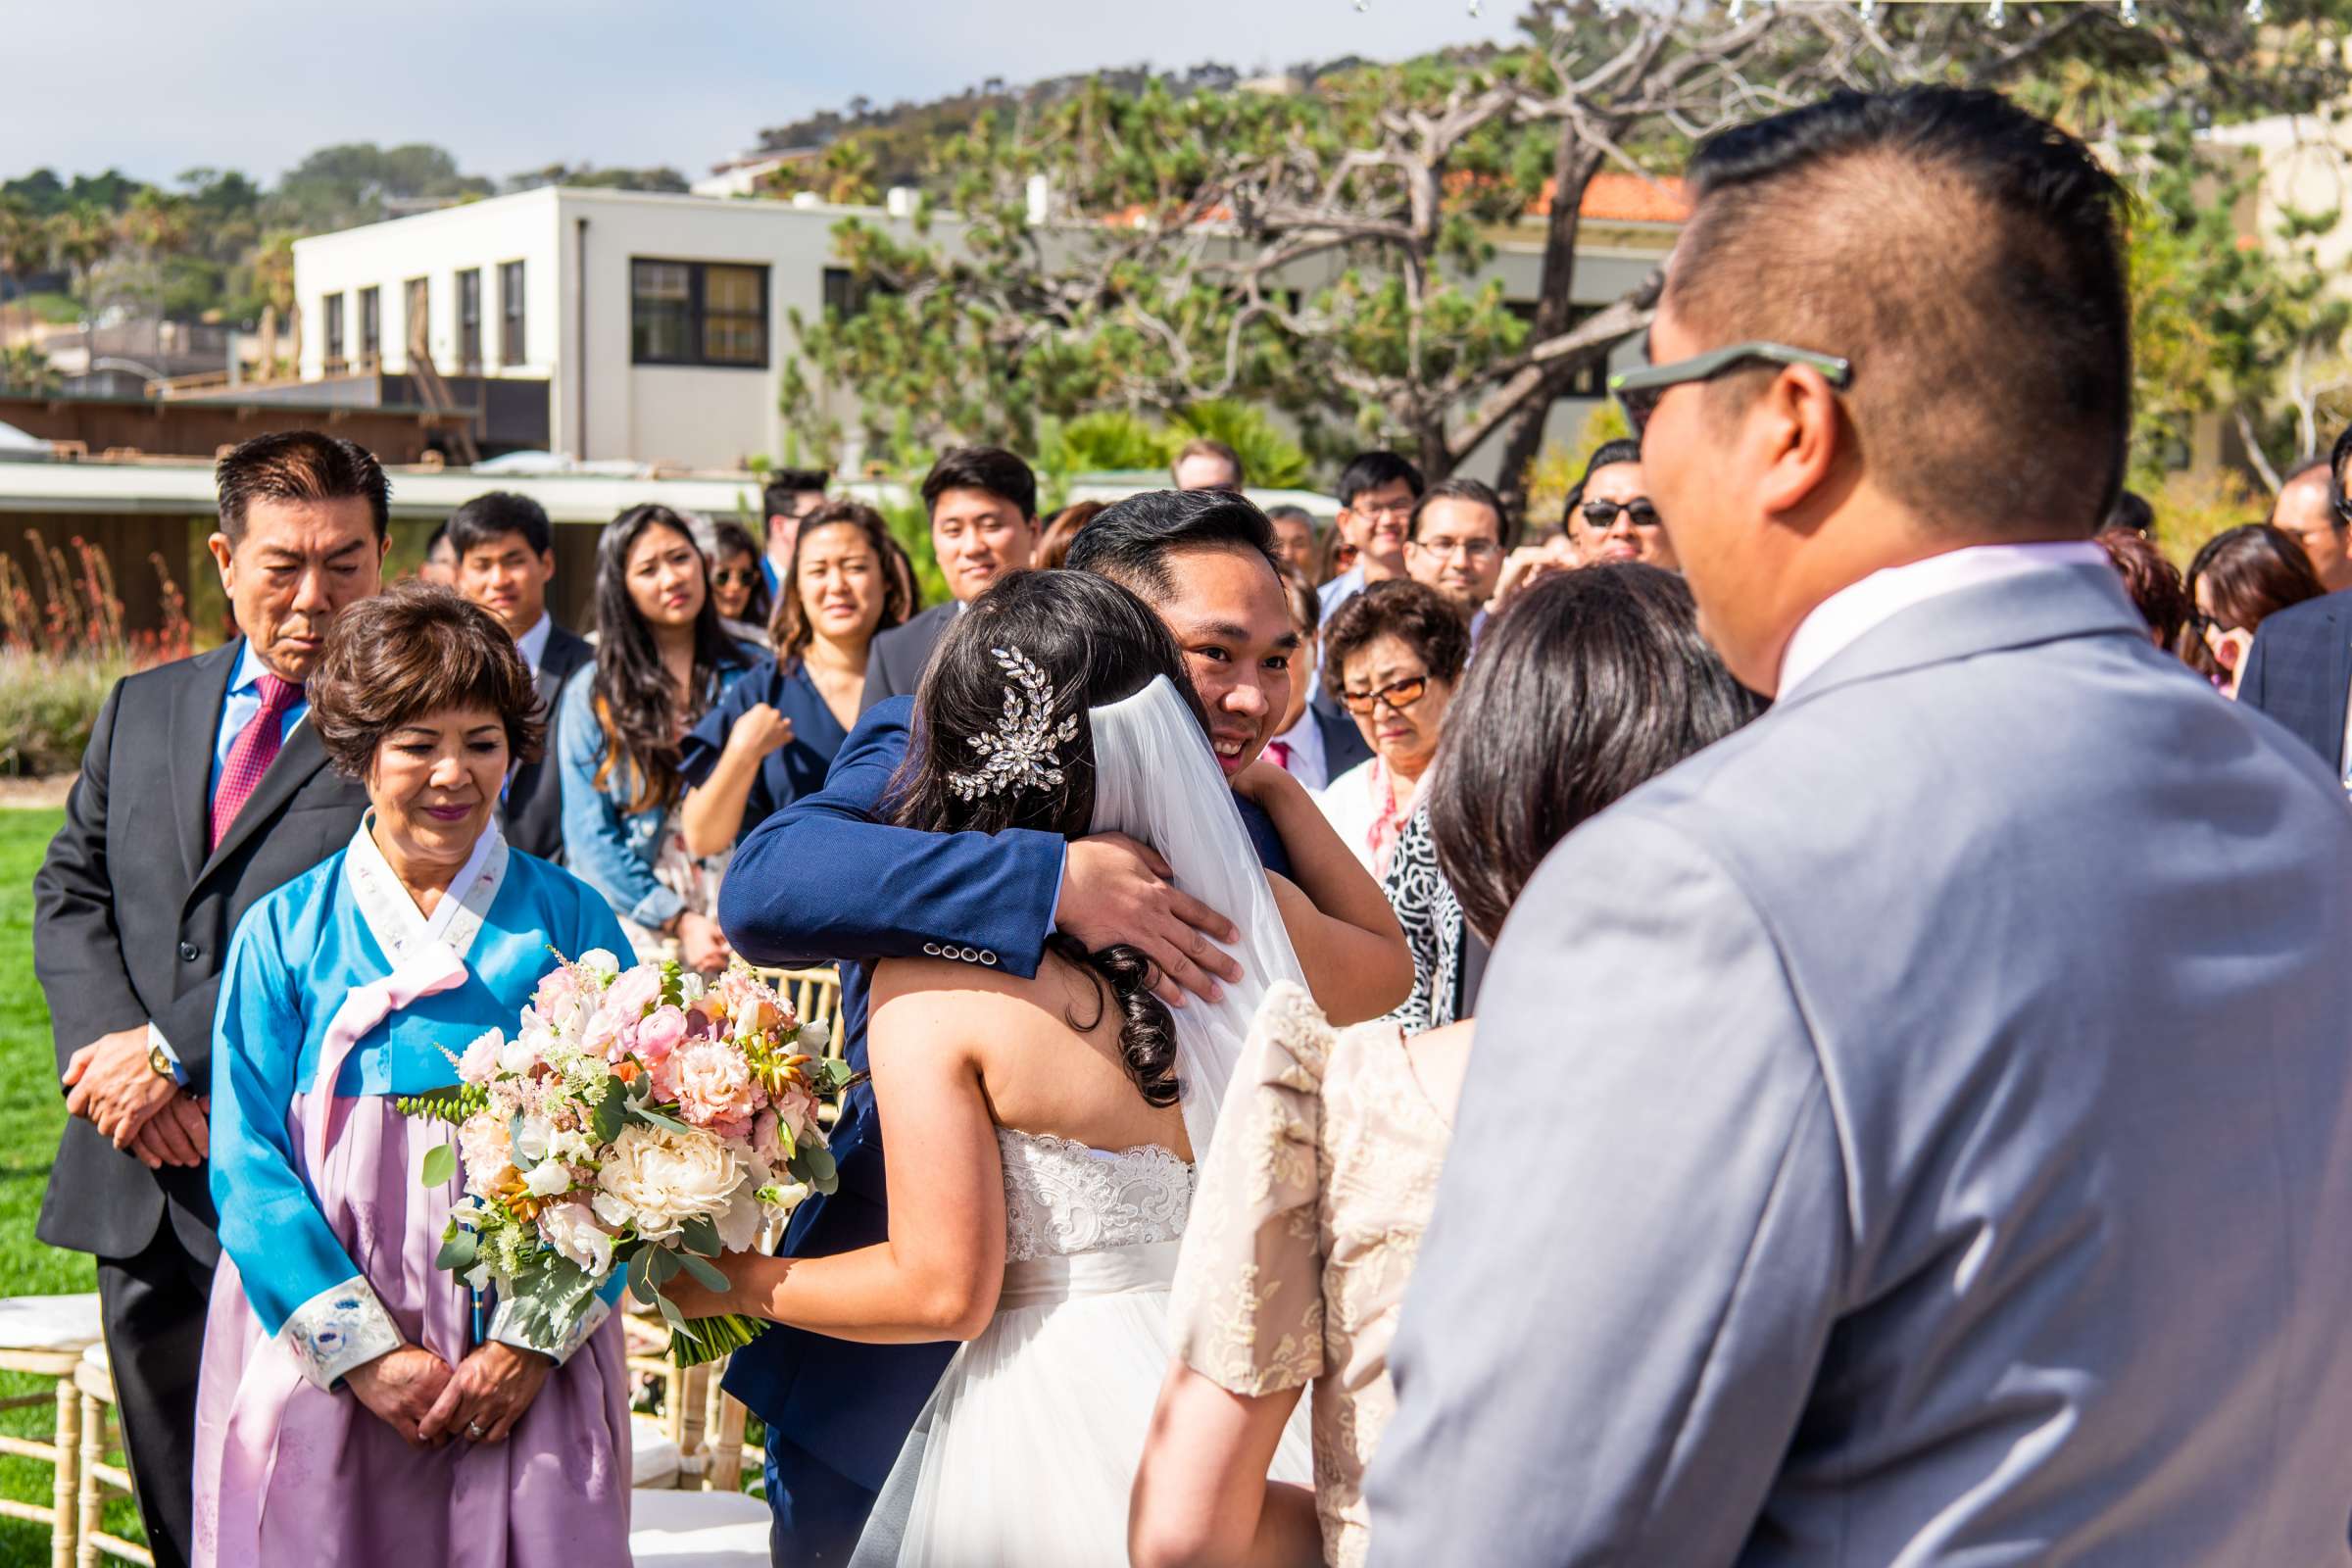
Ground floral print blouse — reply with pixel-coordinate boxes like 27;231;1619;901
1169;983;1456;1568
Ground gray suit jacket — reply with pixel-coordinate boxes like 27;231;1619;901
1367;563;2352;1566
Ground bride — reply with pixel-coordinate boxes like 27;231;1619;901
677;567;1410;1564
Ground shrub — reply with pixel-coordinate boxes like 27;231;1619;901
0;533;190;776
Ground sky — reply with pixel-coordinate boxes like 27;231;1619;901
4;1;1526;188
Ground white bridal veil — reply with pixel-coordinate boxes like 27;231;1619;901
1085;675;1307;1157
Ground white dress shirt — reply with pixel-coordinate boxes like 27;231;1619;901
1269;708;1330;791
514;611;554;672
1777;540;2114;699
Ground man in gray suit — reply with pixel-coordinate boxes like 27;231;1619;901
1368;87;2352;1566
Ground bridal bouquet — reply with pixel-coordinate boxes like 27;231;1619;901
400;950;851;1366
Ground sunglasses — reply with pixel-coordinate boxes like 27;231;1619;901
1579;499;1661;531
712;568;761;588
1609;341;1854;439
1341;673;1431;716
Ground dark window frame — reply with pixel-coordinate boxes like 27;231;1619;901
499;260;526;366
630;257;770;369
358;285;381;365
456;268;482;371
322;293;346;370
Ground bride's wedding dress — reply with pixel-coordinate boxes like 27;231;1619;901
852;1130;1309;1566
849;675;1316;1566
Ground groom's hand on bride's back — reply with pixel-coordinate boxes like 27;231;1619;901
1059;834;1242;1009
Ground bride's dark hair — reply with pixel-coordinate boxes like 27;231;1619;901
892;570;1204;1108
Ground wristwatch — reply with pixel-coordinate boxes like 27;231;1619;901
147;1041;175;1080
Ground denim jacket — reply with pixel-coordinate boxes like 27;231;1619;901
555;652;756;931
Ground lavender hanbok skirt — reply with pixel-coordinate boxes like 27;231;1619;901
191;1092;631;1568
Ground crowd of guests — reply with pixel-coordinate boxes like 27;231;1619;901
28;79;2352;1568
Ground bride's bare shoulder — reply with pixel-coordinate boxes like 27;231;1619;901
868;953;1090;1039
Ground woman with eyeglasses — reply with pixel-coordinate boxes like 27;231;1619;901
705;517;774;645
676;499;911;855
1313;579;1469;877
1565;438;1677;570
2180;523;2324;698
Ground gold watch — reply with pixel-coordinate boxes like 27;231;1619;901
147;1041;175;1081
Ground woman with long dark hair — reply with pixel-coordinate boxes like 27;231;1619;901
672;569;1407;1565
676;500;910;854
1134;564;1765;1568
2180;523;2324;697
555;503;759;969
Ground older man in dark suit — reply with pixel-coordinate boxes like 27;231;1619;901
444;489;592;858
33;431;388;1568
2240;428;2352;779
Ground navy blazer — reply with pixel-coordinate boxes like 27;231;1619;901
716;696;1290;1491
677;655;852;843
2238;591;2352;777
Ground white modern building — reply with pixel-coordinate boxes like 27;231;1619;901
290;179;1682;475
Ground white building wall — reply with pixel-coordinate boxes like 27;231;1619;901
292;189;565;385
293;185;1672;475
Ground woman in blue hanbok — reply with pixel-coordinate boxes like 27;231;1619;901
193;584;634;1568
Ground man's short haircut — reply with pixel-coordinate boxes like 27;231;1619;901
446;490;554;559
762;468;830;518
1173;437;1246;489
2105;490;2154;537
218;429;391;543
424;521;451;556
1336;451;1426;509
1670;85;2130;540
1411;476;1518;551
1582;439;1644;486
1264;503;1315;530
1063;488;1281;607
921;446;1038;521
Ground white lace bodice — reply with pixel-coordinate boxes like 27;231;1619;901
998;1129;1194;1263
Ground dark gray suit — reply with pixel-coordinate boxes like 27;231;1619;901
1370;562;2352;1565
503;621;592;860
858;602;958;714
33;638;368;1568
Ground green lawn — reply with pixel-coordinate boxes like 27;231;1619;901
0;808;142;1567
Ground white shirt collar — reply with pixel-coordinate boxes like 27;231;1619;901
514;612;555;672
1776;540;2112;699
1271;707;1328;789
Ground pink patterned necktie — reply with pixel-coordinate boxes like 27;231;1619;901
210;672;304;851
1266;739;1294;771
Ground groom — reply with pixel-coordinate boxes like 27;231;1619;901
719;487;1406;1564
1368;87;2352;1563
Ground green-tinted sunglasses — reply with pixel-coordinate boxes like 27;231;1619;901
1609;342;1853;438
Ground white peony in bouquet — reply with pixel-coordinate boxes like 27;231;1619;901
400;950;850;1366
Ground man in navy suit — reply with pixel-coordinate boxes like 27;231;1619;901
719;489;1408;1564
2240;428;2352;777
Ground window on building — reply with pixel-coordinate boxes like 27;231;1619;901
1503;300;1609;399
631;259;769;368
500;261;526;366
456;269;482;371
358;286;381;366
323;294;346;370
404;276;430;360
